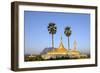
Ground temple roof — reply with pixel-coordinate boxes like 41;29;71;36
47;36;67;54
58;36;65;49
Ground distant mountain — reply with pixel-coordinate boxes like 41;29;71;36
41;47;54;55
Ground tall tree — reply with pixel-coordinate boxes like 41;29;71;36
48;22;57;48
64;26;72;50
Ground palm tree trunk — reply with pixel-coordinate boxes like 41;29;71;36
52;34;54;48
68;37;70;50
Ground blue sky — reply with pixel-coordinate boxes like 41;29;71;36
24;11;90;55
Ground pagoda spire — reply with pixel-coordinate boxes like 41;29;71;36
59;36;64;49
73;40;77;50
61;36;62;42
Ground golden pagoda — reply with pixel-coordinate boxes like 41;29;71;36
41;36;68;59
41;37;87;59
68;40;81;58
47;36;68;55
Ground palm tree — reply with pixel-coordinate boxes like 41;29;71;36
64;26;72;50
48;22;57;48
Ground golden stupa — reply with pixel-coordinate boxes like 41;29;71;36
41;37;87;59
41;36;68;59
68;40;80;57
69;40;88;58
47;36;68;55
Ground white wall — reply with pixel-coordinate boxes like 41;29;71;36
0;0;100;73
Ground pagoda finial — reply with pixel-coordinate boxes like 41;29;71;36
58;35;65;49
73;40;77;50
61;35;62;42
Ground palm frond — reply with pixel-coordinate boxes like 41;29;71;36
47;22;57;35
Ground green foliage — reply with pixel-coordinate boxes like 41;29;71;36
48;22;57;34
24;55;44;61
64;26;72;37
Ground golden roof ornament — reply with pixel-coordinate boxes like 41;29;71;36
73;40;77;50
58;36;65;49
